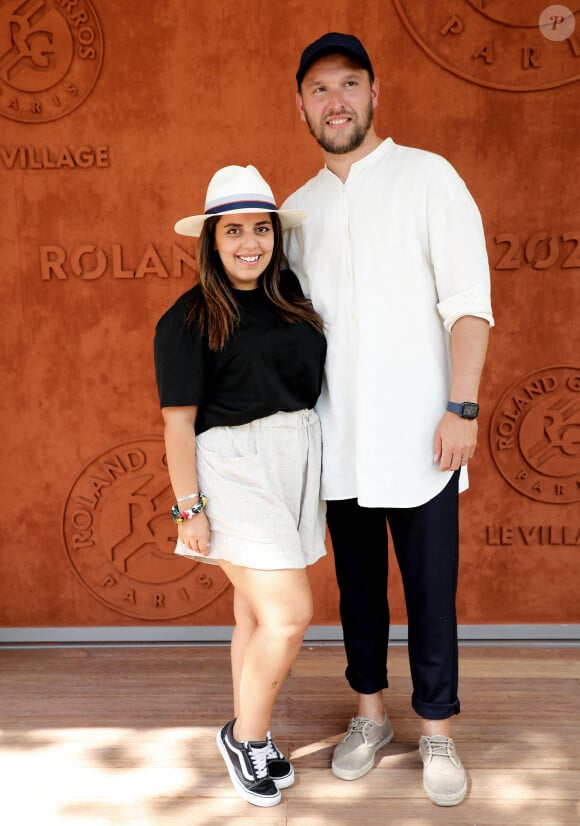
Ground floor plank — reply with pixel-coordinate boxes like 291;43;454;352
1;645;579;824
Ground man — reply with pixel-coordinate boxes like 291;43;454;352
283;32;494;807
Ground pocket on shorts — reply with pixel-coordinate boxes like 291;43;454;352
196;425;258;459
195;431;274;543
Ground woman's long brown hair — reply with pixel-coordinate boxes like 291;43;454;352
186;214;324;351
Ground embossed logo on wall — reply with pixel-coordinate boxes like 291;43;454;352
0;0;104;123
62;438;230;619
393;1;580;91
490;366;580;503
40;243;197;280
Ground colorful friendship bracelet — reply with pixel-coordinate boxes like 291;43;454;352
171;492;208;524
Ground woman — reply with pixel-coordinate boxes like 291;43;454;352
153;165;327;808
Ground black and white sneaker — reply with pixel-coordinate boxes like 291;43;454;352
216;720;281;807
265;731;295;789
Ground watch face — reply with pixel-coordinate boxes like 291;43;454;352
462;402;479;420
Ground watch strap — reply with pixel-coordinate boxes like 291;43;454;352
447;401;480;419
446;401;464;416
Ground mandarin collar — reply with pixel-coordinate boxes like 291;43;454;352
322;137;395;183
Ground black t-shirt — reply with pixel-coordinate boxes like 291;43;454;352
153;270;327;434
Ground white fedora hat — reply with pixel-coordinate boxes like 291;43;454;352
174;165;307;237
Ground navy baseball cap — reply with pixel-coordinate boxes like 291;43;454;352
296;32;374;88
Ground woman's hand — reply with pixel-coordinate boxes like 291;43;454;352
161;405;211;556
178;510;211;556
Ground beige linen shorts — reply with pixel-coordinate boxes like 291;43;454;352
174;409;327;570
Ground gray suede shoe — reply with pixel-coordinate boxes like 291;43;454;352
331;714;394;780
419;735;468;806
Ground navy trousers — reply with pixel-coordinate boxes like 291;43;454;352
326;472;461;720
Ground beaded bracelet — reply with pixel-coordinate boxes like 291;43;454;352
171;492;208;524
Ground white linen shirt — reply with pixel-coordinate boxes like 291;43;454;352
283;138;494;507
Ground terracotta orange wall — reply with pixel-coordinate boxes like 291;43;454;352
1;0;579;629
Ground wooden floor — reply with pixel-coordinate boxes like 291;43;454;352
0;644;578;825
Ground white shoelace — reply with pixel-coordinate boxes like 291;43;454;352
247;743;270;780
265;731;282;760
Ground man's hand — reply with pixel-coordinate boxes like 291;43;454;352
433;411;478;471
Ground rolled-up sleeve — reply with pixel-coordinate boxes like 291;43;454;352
428;163;494;333
437;284;495;333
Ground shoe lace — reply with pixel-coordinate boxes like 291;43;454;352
265;731;282;761
247;743;270;780
423;736;460;766
346;717;372;741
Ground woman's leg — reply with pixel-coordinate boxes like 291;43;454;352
220;561;313;742
230;589;257;718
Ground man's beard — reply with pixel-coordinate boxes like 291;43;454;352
305;99;374;155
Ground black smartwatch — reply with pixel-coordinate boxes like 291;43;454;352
447;401;480;420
